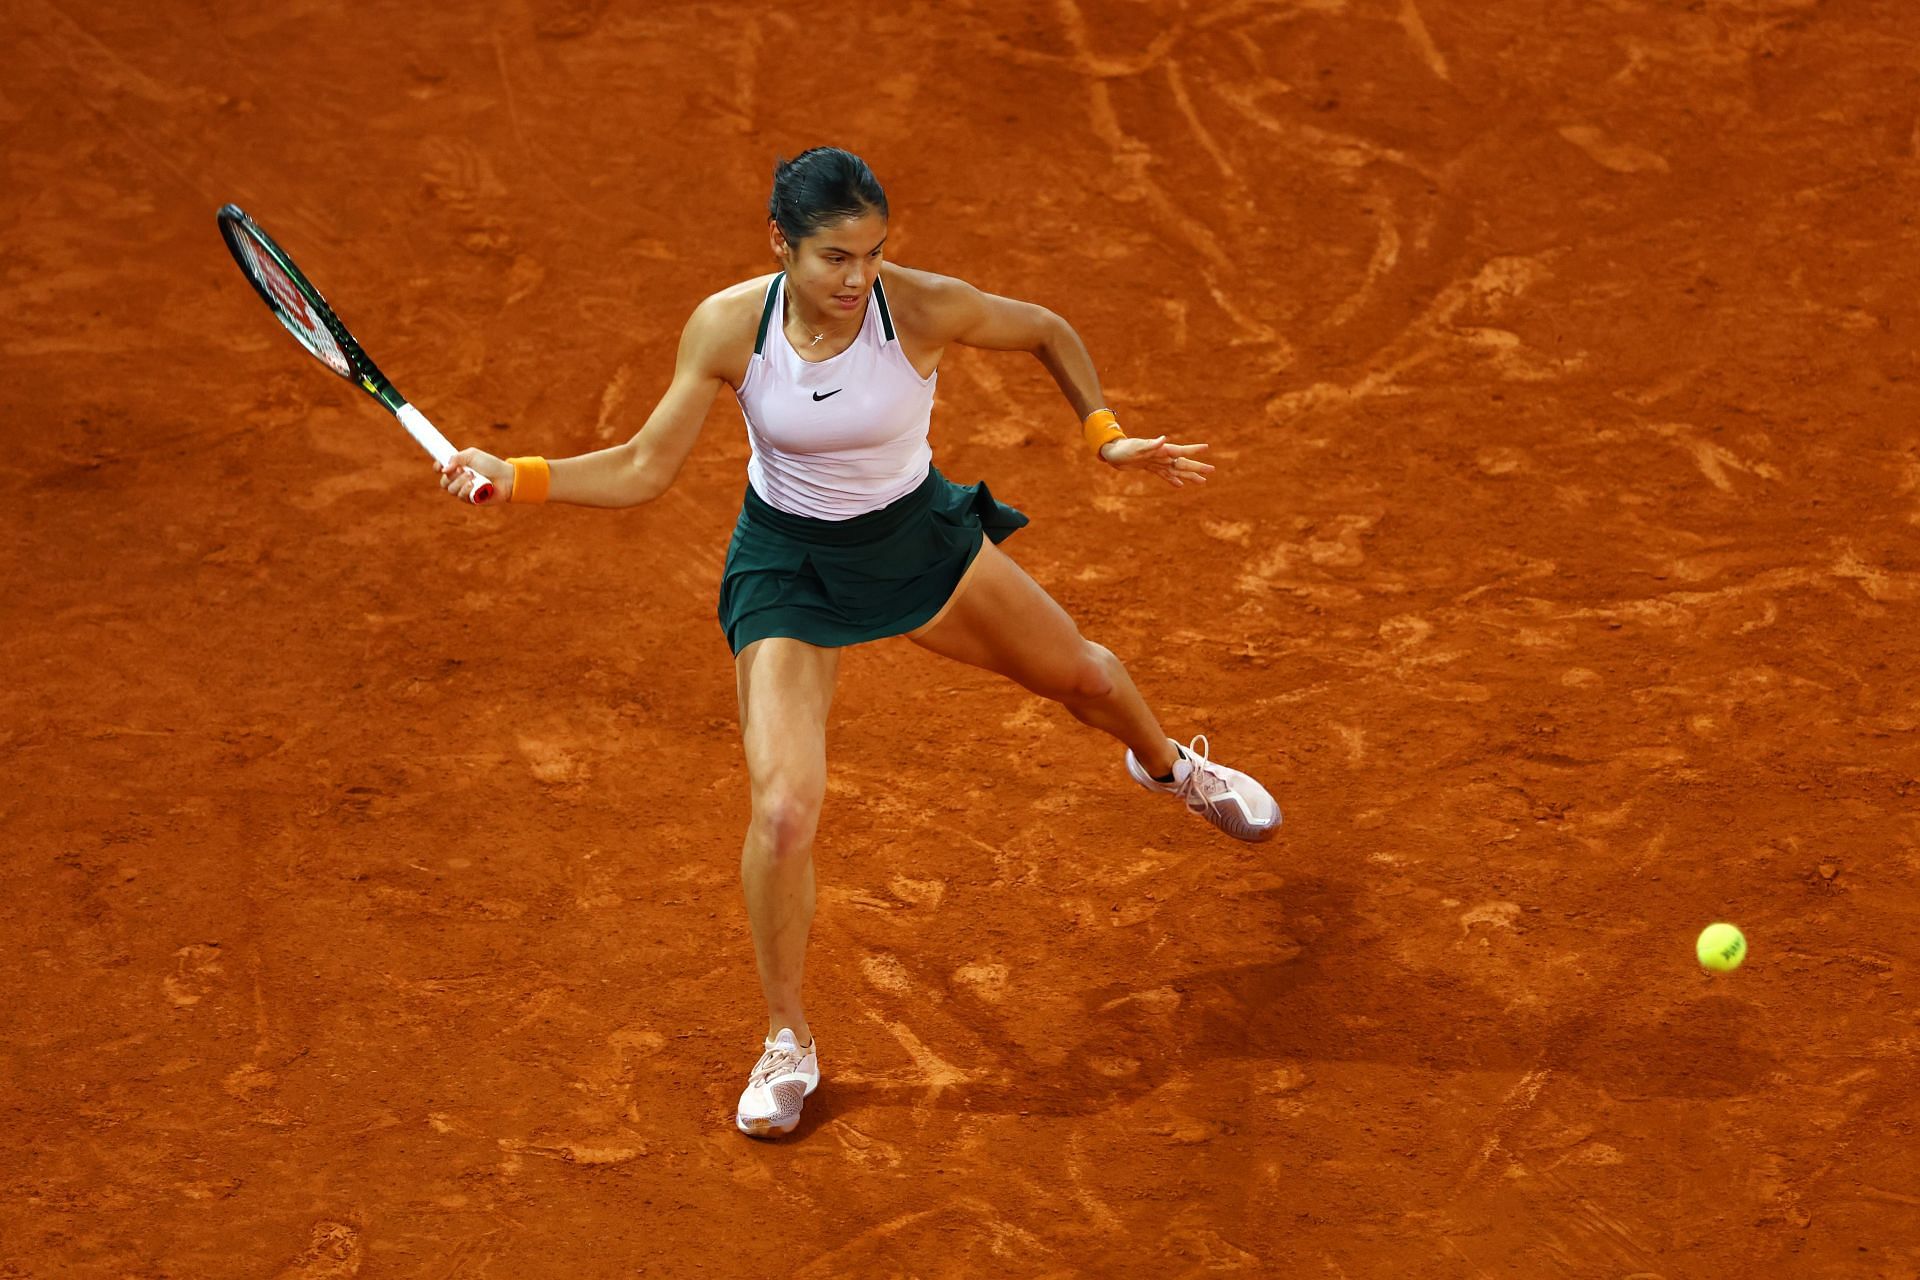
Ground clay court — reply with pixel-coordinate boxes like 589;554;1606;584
5;0;1920;1274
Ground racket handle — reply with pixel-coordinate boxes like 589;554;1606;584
397;402;494;505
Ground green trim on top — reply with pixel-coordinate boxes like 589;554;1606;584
754;272;784;356
873;276;895;342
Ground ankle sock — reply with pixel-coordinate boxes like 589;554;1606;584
1149;742;1183;784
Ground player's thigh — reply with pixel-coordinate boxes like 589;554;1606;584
907;540;1094;694
734;637;841;802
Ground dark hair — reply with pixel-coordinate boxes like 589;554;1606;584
768;147;888;244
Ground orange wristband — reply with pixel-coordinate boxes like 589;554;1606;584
507;456;550;505
1082;408;1124;455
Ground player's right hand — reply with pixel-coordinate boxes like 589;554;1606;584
440;448;512;504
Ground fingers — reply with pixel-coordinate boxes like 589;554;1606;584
1156;454;1212;488
1146;441;1214;485
1108;435;1218;489
436;458;487;503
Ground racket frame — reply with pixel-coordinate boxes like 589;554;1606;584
217;204;493;503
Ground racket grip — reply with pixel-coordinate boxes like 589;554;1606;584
397;402;494;504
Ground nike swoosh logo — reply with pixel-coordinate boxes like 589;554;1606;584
812;390;842;402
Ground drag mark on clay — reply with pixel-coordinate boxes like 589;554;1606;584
490;32;611;228
1066;1131;1125;1232
496;1135;646;1166
836;1013;1003;1109
1440;1236;1497;1279
274;1219;363;1279
1529;1165;1668;1272
1457;1066;1551;1188
1047;0;1183;79
1210;84;1427;176
1164;59;1235;180
1397;0;1450;82
429;1230;504;1280
826;1119;904;1170
1326;188;1402;327
1558;124;1670;174
1271;252;1577;417
1832;544;1920;602
1036;0;1301;365
1644;422;1780;492
792;1205;960;1279
592;363;633;443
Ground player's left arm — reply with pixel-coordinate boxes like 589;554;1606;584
912;271;1215;487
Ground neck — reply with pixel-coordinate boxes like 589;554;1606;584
786;288;863;339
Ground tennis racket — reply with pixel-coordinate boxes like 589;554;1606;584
217;203;493;503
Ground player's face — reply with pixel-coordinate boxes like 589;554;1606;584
773;210;887;319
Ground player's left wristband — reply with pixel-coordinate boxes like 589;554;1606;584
1082;408;1124;457
507;456;550;504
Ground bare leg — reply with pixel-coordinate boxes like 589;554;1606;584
908;540;1178;777
734;637;841;1046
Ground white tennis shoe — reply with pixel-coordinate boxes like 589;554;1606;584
735;1028;819;1137
1126;735;1282;842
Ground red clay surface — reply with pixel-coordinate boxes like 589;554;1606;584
6;0;1920;1275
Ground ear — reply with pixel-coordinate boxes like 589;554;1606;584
768;220;792;262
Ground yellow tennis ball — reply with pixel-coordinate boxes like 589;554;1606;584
1696;922;1747;972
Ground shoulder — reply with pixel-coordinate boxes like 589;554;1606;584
688;274;780;338
879;263;1054;352
877;263;990;336
678;274;780;379
878;262;974;312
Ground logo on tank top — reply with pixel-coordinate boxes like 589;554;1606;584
812;389;842;402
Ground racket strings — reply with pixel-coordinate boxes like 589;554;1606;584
234;231;352;377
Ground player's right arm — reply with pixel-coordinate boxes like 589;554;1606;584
442;291;737;508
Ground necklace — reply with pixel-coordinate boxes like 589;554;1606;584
790;298;847;348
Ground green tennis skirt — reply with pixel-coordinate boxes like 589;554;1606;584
718;466;1029;654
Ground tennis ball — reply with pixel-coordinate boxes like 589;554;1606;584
1696;922;1747;972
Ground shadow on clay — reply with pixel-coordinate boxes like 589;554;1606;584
1168;873;1774;1099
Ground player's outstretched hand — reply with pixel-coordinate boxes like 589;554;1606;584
440;448;512;504
1099;435;1215;488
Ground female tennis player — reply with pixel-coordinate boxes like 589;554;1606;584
439;148;1281;1138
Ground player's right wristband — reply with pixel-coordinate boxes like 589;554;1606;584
507;456;550;504
1082;408;1124;456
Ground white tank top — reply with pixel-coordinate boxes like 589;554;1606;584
734;273;937;519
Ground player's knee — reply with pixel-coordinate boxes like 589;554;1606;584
1047;641;1116;704
752;787;822;861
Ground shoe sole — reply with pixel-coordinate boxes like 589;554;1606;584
736;1114;796;1138
1211;805;1282;843
1126;751;1281;842
735;1074;819;1138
